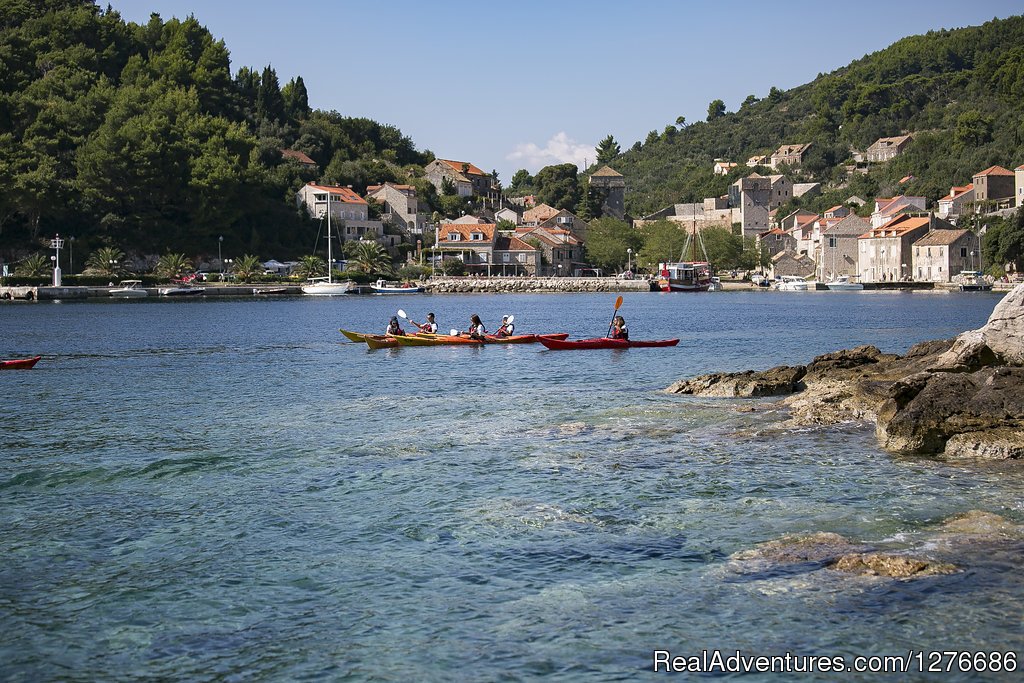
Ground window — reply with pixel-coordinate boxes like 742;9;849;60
502;253;510;263
470;233;483;241
775;234;782;241
480;253;488;262
829;237;837;248
926;247;931;257
448;233;460;241
517;254;526;263
960;247;968;258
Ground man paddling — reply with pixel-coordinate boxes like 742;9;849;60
410;312;438;334
494;315;515;338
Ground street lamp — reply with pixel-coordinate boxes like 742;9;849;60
50;234;64;286
224;258;233;281
218;236;224;274
557;264;562;277
627;247;632;274
69;236;75;276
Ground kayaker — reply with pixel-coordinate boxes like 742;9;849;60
411;313;437;334
609;316;629;340
495;315;515;338
467;314;487;340
385;316;405;336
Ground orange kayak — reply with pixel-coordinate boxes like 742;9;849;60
364;335;399;349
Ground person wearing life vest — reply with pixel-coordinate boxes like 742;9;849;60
609;315;629;340
385;316;405;336
467;314;487;340
411;312;437;334
495;315;515;338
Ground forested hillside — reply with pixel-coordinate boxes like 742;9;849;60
604;15;1024;218
0;0;430;260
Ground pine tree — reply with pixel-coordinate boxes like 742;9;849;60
256;65;285;123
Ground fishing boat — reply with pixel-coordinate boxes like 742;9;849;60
657;218;712;292
370;279;424;294
302;207;353;296
110;280;148;298
1;356;41;369
538;336;679;350
825;275;864;291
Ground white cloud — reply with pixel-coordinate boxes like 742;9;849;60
506;132;595;173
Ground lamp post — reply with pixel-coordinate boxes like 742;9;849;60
218;236;223;274
69;236;75;276
224;258;233;281
50;234;64;286
901;263;907;282
627;247;632;274
557;264;562;277
108;259;118;284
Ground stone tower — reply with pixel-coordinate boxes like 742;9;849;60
589;165;625;220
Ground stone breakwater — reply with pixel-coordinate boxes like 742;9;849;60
666;283;1024;460
424;277;655;294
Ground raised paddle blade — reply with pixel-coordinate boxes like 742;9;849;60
506;314;515;324
397;309;407;319
450;329;459;336
614;295;623;310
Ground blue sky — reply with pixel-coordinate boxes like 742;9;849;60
107;0;1022;183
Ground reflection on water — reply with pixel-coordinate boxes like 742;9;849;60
2;291;1020;680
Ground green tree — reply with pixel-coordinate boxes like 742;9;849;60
282;76;310;120
232;254;262;282
953;110;994;149
675;116;687;128
637;220;688;269
534;163;581;210
14;253;50;277
509;169;532;192
701;228;747;269
707;99;726;121
295;255;326;279
596;135;620;164
440;176;457;196
584;218;641;271
85;246;126;277
350;241;392;275
154;253;193;279
256;65;285;123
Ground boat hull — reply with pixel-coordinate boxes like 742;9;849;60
159;287;203;296
538;337;679;350
1;356;41;369
302;283;351;295
482;333;569;344
364;335;399;349
371;286;425;294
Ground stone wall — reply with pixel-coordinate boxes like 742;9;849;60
425;277;655;293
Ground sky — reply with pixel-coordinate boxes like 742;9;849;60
107;0;1023;183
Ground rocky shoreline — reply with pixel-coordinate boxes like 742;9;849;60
666;283;1024;460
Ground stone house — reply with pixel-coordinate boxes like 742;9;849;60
819;214;870;281
522;203;560;226
426;159;495;198
936;184;974;221
588;166;625;220
494;207;520;226
972;165;1015;204
1016;165;1024;208
778;209;818;231
729;173;772;236
436;222;539;275
793;183;820;199
871;195;928;228
822;205;851;220
713;160;738;175
858;213;952;282
758;228;797;261
865;135;913;163
296;182;384;242
788;214;821;258
747;154;770;167
280;149;318;172
538;209;590;242
771;250;816;279
911;229;977;282
770;143;812;169
634;202;733;233
365;182;426;234
515;226;582;276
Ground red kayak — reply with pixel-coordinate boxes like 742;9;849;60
483;333;569;344
538;337;679;350
1;356;41;369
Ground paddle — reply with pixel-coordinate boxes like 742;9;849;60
494;314;516;338
607;295;624;338
399;308;429;333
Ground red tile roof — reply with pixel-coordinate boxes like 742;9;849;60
859;214;931;239
973;165;1013;177
438;159;487;176
305;182;366;204
438;223;495;243
913;229;970;247
282;149;316;165
366;183;415;193
495;235;538;251
943;184;973;200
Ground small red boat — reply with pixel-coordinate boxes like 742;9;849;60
482;333;569;344
1;356;41;369
538;337;679;350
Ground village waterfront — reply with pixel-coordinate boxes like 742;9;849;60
2;290;1021;680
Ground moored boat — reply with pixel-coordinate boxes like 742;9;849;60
538;336;679;350
252;286;288;295
1;355;41;369
301;277;353;296
159;285;204;296
110;280;148;298
370;279;424;294
825;275;864;291
774;276;809;291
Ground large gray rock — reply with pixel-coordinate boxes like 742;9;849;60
666;365;805;397
977;283;1024;365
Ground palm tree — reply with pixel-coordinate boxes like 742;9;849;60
85;246;126;278
294;255;325;279
350;240;392;275
154;253;193;280
232;254;262;283
14;253;50;277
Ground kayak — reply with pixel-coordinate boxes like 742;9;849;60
364;335;399;349
392;334;442;346
1;356;41;369
538;337;679;350
482;333;569;344
340;329;369;342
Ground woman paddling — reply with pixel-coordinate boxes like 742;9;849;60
385;316;405;336
609;316;629;340
466;314;487;340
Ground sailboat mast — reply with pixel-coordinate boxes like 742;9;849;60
326;191;333;284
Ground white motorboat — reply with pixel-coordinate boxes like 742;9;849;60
825;275;864;291
110;280;148;298
370;279;424;294
707;276;723;292
159;284;204;296
774;275;809;291
301;277;353;295
956;271;992;292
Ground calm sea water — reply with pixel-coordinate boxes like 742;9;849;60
2;290;1020;681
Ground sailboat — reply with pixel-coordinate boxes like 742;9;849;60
302;201;353;296
657;215;712;292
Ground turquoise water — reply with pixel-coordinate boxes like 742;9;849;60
2;290;1021;681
